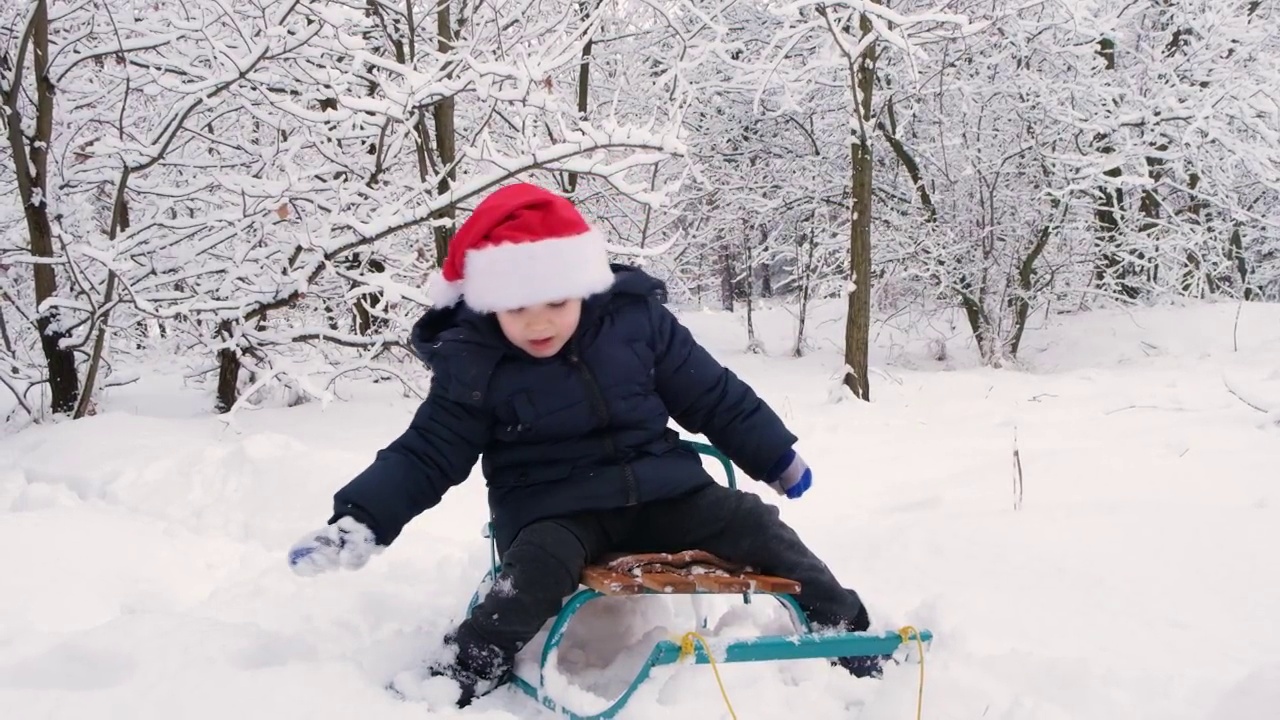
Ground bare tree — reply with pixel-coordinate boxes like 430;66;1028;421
2;0;79;414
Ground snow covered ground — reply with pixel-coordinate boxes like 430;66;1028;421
2;299;1278;720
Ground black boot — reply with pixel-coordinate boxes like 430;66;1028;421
834;654;888;678
429;622;513;707
826;605;890;679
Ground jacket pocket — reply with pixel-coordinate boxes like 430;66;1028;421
487;458;577;488
492;392;538;441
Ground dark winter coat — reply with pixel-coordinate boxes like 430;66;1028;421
330;265;798;553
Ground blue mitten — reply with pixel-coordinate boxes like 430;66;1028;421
287;516;381;577
766;449;812;499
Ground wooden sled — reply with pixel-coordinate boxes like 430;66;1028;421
465;440;933;719
580;549;802;596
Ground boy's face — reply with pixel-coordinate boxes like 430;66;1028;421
495;299;582;358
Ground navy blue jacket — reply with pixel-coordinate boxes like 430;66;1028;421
331;265;797;553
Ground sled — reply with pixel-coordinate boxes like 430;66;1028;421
466;440;933;720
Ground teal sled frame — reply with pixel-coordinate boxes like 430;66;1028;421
466;440;934;720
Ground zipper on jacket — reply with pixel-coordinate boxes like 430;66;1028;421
568;346;639;505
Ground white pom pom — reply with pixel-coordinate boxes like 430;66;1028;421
426;270;462;307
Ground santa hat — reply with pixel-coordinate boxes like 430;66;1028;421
427;183;616;313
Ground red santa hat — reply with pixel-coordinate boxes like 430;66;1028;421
427;183;616;313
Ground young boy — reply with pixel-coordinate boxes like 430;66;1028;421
287;183;878;706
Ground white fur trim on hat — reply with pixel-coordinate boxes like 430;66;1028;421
461;229;615;313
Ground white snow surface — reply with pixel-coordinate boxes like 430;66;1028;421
3;299;1279;719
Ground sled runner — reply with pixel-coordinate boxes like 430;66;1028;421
466;440;933;720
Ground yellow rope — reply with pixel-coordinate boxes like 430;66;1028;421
678;631;738;719
675;626;926;720
898;625;926;720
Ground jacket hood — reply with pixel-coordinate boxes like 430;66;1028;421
605;263;667;302
409;263;667;366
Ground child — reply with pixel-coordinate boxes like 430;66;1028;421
287;182;879;706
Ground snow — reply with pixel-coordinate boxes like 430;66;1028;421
3;299;1280;719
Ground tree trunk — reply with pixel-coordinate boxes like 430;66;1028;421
719;240;734;312
793;223;816;357
1089;37;1140;300
354;299;373;336
877;94;997;354
75;170;132;419
431;0;458;264
352;257;386;335
1227;224;1253;301
744;227;760;352
1137;150;1165;285
1007;223;1051;358
844;145;873;399
843;14;876;401
1179;171;1210;296
215;320;241;413
5;0;81;415
566;0;601;194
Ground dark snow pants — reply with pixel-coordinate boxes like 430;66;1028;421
440;482;871;700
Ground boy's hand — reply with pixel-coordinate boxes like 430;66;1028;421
287;516;381;577
766;449;812;500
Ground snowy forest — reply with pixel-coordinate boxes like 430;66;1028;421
3;0;1278;420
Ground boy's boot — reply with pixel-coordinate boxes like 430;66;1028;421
428;622;513;707
835;654;889;678
829;605;892;679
